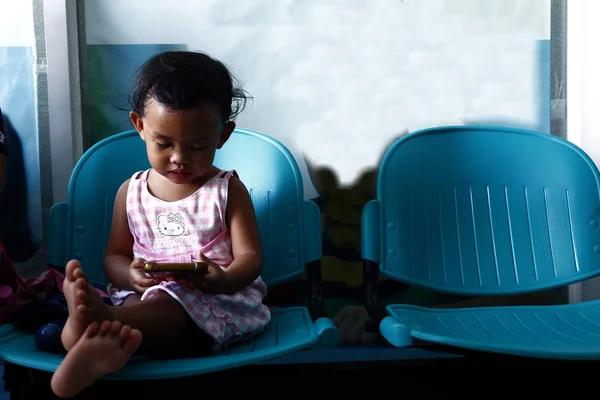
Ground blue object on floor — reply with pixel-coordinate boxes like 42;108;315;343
363;125;600;359
0;129;337;378
34;321;65;354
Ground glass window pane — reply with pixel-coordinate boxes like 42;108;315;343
79;0;559;193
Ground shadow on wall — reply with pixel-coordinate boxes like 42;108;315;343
0;114;37;261
264;131;414;305
304;130;414;298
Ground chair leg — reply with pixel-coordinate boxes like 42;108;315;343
363;260;387;331
307;260;327;320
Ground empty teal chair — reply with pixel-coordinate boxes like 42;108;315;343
362;125;600;360
0;128;337;379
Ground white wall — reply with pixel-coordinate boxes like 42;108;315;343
83;0;551;190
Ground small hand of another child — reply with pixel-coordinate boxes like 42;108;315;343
177;252;231;294
128;257;159;294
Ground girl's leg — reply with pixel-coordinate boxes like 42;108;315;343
61;260;196;352
53;261;212;398
122;293;141;304
51;320;142;398
112;292;189;337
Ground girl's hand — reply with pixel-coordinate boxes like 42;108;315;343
178;252;232;294
128;257;159;294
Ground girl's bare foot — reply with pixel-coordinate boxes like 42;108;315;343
61;260;113;351
51;320;142;398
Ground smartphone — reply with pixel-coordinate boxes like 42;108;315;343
143;262;209;275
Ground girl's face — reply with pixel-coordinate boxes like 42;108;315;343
130;99;235;185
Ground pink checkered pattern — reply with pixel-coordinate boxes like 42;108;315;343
108;169;271;350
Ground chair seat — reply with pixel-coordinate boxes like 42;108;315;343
380;299;600;360
0;307;337;379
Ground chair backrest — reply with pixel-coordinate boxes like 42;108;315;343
63;129;308;287
370;126;600;295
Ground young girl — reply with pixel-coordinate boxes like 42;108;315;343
50;51;272;398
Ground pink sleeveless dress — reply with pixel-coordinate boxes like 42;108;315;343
107;169;271;350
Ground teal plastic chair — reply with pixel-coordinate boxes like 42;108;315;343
362;125;600;360
0;129;338;379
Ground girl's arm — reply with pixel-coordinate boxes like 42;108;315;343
104;179;136;290
222;177;263;292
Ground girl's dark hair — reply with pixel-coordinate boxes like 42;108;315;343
128;51;251;123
